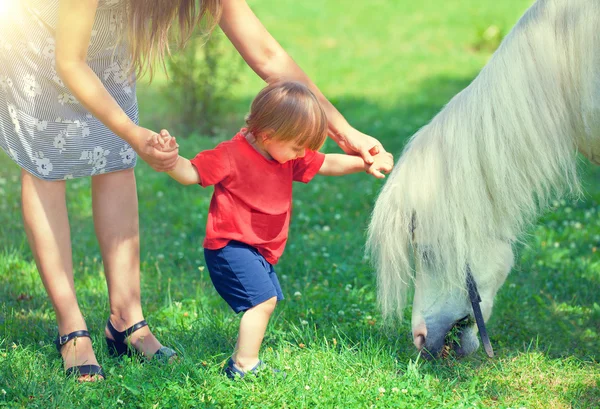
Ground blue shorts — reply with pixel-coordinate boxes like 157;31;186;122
204;241;284;313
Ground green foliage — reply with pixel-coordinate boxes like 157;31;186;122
162;29;243;137
471;25;505;53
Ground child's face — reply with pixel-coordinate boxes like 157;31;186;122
263;138;307;163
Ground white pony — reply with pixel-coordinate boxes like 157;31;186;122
367;0;599;357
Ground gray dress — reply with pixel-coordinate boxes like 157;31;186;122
0;0;138;180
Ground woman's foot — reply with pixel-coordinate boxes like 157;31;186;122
105;317;175;361
59;336;103;382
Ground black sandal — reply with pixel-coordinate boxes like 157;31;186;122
54;330;105;380
105;319;177;361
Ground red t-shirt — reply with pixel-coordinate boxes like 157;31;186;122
190;131;326;265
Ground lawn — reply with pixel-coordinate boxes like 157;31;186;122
0;0;598;408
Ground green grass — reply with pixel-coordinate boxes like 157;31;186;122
1;0;598;408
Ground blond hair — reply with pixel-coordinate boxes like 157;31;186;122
245;80;328;151
127;0;223;80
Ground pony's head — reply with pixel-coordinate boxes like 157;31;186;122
366;124;515;358
409;235;513;358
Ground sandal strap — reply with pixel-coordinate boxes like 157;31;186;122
54;330;91;352
65;364;105;379
106;319;148;343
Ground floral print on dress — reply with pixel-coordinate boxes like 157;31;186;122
0;76;13;90
80;146;110;175
57;92;78;105
33;151;53;176
0;0;137;180
119;144;135;165
50;66;64;87
23;74;42;98
103;61;133;94
109;12;119;33
54;118;90;138
77;121;91;137
53;130;67;153
27;41;41;55
8;147;18;162
41;38;55;60
7;104;20;133
33;117;48;131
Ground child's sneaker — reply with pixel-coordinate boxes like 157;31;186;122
224;358;263;380
223;358;287;380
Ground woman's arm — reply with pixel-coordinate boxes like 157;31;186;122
219;0;388;167
166;157;201;185
55;0;178;171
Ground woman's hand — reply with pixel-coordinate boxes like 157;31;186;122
129;126;179;172
335;127;383;161
336;126;393;177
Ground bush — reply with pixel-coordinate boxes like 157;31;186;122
164;29;243;137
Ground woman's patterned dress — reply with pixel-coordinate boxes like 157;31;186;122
0;0;138;180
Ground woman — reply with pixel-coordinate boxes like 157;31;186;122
0;0;391;381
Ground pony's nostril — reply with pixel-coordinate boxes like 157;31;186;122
414;334;426;350
413;322;427;350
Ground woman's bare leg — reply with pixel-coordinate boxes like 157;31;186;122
21;169;101;381
92;169;163;358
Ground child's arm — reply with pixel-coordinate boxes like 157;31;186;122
318;154;366;176
166;156;201;185
318;151;393;178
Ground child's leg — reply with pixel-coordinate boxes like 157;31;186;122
232;296;277;371
204;242;284;373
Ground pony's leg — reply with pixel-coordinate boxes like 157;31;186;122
92;169;163;357
21;169;101;380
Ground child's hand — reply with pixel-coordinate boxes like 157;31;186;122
365;151;394;179
153;129;179;152
129;126;179;172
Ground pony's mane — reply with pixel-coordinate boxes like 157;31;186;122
367;0;599;321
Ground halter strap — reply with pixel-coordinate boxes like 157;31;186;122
466;265;494;357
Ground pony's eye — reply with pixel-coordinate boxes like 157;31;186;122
421;249;435;265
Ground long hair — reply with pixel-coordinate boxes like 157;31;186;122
367;0;599;320
127;0;222;80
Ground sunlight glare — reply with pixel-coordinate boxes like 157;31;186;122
0;0;16;16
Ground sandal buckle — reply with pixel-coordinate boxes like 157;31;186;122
58;334;70;346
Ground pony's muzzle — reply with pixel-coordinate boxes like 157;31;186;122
416;315;479;359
